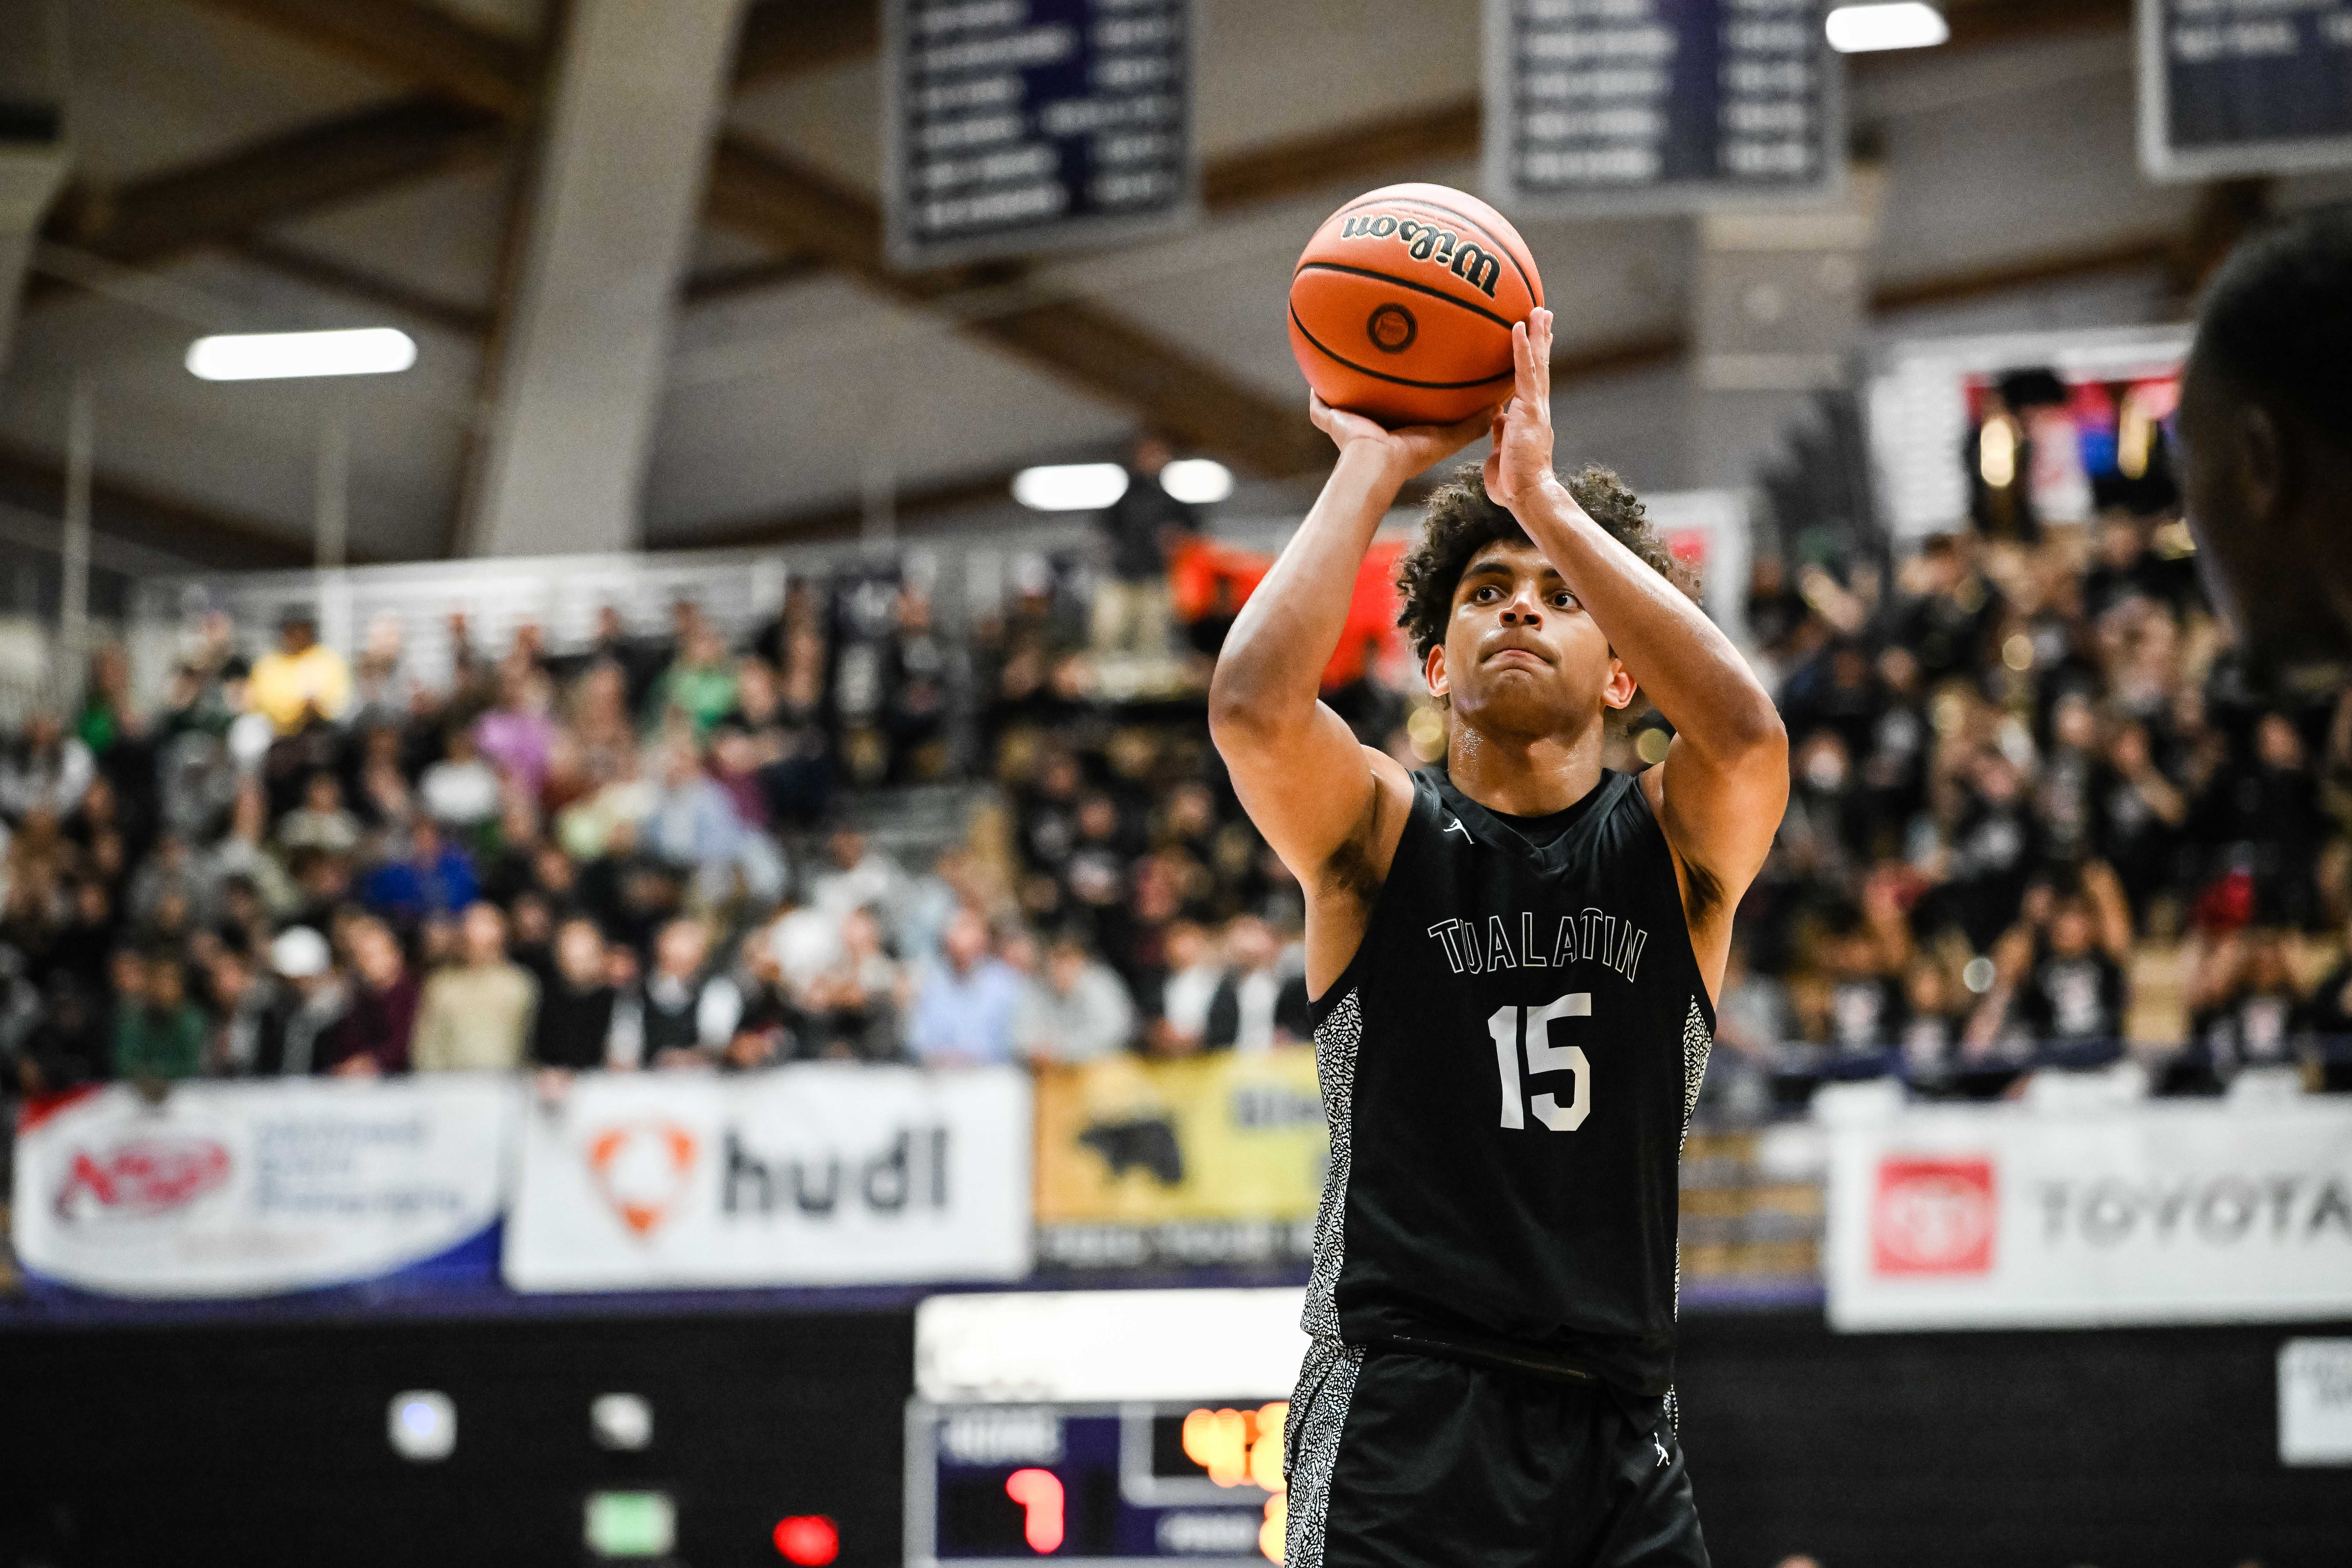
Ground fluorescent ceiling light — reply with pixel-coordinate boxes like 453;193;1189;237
1825;2;1947;52
1159;458;1233;505
186;327;417;382
1011;462;1129;511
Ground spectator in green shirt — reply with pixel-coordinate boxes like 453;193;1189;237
653;623;739;736
113;953;210;1082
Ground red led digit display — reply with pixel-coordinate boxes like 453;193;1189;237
1004;1469;1065;1553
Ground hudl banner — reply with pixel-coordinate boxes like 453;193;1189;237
1826;1099;2352;1331
1034;1048;1327;1269
504;1065;1032;1292
13;1077;513;1299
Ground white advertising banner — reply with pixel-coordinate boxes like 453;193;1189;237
12;1077;514;1298
1826;1100;2352;1331
505;1065;1032;1292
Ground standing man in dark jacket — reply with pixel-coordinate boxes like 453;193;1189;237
1092;433;1200;658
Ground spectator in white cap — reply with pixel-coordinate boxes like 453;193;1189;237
268;925;347;1076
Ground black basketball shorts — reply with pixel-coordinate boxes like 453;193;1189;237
1282;1338;1709;1568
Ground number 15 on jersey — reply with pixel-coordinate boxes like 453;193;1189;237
1488;993;1591;1132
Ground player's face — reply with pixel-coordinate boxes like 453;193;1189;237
1427;541;1632;741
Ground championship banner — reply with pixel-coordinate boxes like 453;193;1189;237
1484;0;1839;215
12;1077;514;1299
1034;1049;1327;1269
2138;0;2352;182
504;1065;1032;1292
1825;1099;2352;1331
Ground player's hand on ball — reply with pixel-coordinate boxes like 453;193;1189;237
1310;391;1498;484
1483;308;1557;511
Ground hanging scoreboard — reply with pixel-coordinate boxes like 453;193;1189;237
886;0;1198;269
1484;0;1840;214
2137;0;2352;181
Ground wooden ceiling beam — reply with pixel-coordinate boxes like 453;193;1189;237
680;253;828;305
1204;99;1481;212
732;0;877;89
229;235;494;335
1869;232;2173;313
30;92;505;310
0;438;330;570
183;0;534;117
1937;0;2131;52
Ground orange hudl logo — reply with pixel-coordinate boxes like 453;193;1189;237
1872;1157;1996;1275
586;1122;699;1238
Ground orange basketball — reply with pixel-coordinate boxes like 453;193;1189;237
1288;182;1544;428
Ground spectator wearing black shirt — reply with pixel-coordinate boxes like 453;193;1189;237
1896;960;1966;1092
1779;730;1865;888
1941;752;2043;951
1857;646;1931;838
1988;891;2129;1057
2306;931;2352;1093
9;971;108;1094
1815;915;1905;1072
1091;433;1199;658
1779;639;1881;766
1894;534;2002;682
2188;927;2311;1080
635;917;742;1069
2092;720;2187;925
531;915;623;1072
2203;712;2327;927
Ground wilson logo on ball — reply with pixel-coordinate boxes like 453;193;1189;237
1291;182;1542;426
1366;304;1417;353
1338;213;1503;297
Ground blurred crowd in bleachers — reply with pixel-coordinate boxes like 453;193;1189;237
0;447;2348;1117
0;518;1328;1100
1719;512;2352;1105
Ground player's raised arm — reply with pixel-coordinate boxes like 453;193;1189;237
1484;308;1787;978
1208;398;1490;906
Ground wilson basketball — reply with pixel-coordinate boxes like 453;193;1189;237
1288;182;1544;428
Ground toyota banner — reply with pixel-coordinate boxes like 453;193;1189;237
13;1077;515;1299
503;1064;1032;1292
1825;1099;2352;1331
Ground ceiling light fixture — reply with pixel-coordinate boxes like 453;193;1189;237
1011;462;1130;511
1158;458;1233;505
186;327;417;382
1825;1;1948;52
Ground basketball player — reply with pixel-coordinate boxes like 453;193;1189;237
1209;307;1787;1568
2178;202;2352;678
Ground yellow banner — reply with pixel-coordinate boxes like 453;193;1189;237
1035;1048;1327;1223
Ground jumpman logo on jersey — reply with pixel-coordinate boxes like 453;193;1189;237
1442;817;1473;843
1653;1436;1669;1469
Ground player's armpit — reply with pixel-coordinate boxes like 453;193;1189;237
1643;726;1787;990
1212;697;1406;888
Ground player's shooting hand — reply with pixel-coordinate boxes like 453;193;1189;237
1309;391;1497;486
1483;308;1557;512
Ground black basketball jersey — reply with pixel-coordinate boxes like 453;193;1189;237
1303;766;1714;1397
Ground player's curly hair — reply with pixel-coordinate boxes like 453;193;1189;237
1394;463;1695;662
